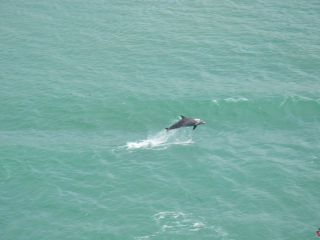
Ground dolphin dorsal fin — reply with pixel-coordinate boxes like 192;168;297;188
180;115;186;119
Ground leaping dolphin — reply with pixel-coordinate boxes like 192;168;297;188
166;115;206;131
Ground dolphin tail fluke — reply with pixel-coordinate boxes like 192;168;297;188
165;128;170;132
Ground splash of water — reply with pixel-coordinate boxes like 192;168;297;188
125;129;193;150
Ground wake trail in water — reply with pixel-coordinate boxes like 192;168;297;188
116;129;194;151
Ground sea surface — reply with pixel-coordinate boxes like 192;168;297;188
1;0;320;239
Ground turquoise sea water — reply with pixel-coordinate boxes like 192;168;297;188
1;0;320;239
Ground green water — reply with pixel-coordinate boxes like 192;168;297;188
1;0;320;239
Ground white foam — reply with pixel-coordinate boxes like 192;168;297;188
212;99;219;105
225;97;248;102
150;211;229;237
124;129;193;150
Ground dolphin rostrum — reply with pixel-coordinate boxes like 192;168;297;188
166;115;206;131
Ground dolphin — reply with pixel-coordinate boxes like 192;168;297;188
166;115;206;131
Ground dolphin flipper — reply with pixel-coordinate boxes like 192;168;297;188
193;125;197;130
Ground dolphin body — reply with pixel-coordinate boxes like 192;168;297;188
166;115;206;131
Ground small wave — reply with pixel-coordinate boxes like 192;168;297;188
225;97;248;102
212;98;249;105
279;95;320;107
122;129;193;150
